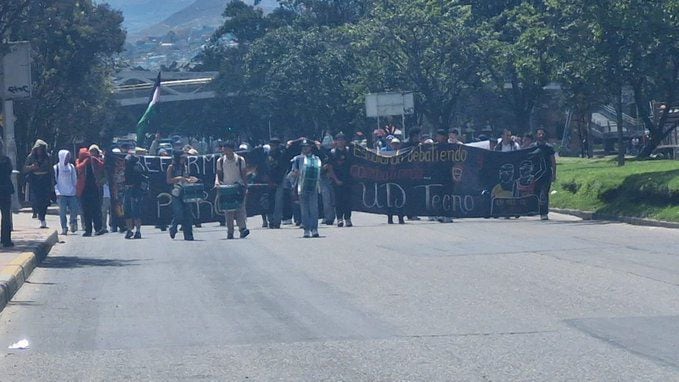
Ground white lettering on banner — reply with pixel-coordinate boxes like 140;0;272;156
361;183;384;209
385;183;406;208
187;156;200;175
414;184;475;214
159;157;172;173
204;155;218;174
361;182;407;209
156;192;172;219
142;156;158;173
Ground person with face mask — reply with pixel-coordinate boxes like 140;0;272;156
54;150;79;235
0;139;15;247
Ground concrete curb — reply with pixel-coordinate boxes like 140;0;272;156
0;230;59;313
551;208;679;229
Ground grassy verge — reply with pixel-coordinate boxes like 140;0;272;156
552;156;679;222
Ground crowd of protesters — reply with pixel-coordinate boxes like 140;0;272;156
0;125;556;246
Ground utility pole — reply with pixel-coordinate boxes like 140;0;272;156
1;42;31;212
2;100;21;212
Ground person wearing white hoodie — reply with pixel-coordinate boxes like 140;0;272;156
54;150;79;235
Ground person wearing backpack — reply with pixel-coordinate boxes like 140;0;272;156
215;141;250;240
54;150;79;235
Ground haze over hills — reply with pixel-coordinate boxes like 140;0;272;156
103;0;195;34
105;0;280;41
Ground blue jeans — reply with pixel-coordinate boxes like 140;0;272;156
171;196;193;239
320;176;335;223
266;184;285;227
57;195;79;231
300;191;319;232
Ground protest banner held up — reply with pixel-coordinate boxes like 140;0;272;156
109;144;552;224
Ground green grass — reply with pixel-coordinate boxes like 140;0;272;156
552;156;679;222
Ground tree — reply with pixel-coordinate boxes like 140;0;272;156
476;2;558;133
5;1;125;157
353;0;482;131
551;0;679;161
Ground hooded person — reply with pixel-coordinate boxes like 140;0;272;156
53;150;79;235
76;147;105;236
0;139;15;247
24;139;52;228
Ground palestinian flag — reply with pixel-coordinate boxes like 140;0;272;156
136;72;161;144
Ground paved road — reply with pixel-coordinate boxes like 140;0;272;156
1;213;678;381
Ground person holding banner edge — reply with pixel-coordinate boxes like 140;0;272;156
167;151;199;241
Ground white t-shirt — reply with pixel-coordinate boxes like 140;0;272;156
216;154;245;185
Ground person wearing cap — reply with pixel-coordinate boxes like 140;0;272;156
0;139;15;247
265;137;288;229
326;132;353;227
76;147;106;236
24;139;52;229
167;151;199;241
380;136;401;155
291;140;322;238
215;141;250;239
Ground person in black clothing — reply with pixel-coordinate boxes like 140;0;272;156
76;147;106;237
531;128;557;220
326;132;353;227
265;137;289;229
402;128;423;221
0;139;15;247
123;151;148;239
167;151;198;240
24;139;52;228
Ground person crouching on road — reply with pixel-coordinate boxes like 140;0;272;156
167;151;198;241
54;149;78;235
291;140;322;238
215;141;250;240
76;147;106;237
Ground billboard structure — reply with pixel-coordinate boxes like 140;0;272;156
365;92;414;135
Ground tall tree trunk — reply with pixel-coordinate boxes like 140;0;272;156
615;88;625;166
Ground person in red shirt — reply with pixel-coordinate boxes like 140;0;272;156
76;147;105;236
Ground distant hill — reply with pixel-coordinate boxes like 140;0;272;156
104;0;195;33
128;0;280;42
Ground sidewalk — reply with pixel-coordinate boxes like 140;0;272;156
0;212;60;312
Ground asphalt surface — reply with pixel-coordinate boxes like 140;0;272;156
1;213;678;381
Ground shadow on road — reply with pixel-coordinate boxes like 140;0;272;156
39;256;142;269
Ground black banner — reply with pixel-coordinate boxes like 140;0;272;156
109;144;552;224
349;144;551;218
109;151;270;225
